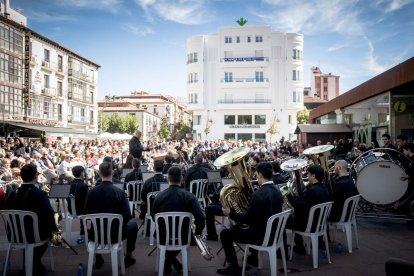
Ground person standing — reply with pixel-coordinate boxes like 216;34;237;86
217;162;283;275
152;166;205;274
6;164;55;274
84;162;138;269
126;130;144;168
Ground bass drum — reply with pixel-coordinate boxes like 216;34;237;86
352;149;412;208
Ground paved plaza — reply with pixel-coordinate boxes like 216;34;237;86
1;215;414;276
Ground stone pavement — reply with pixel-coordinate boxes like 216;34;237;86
1;215;414;276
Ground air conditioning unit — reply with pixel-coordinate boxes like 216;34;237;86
68;92;72;99
42;88;50;94
42;60;50;68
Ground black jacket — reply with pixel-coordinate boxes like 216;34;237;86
84;181;131;240
124;169;143;190
229;182;283;241
129;136;143;159
184;164;210;190
152;185;205;235
140;173;167;215
162;163;173;174
67;178;89;216
329;175;358;222
6;184;55;242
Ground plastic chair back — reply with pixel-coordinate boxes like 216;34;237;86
0;210;42;244
262;210;291;247
304;201;333;234
155;212;192;249
338;195;360;223
126;180;144;204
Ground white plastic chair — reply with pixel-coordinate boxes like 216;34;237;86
289;201;333;269
330;194;360;253
144;191;159;245
126;181;144;217
0;210;55;276
154;212;192;276
64;195;78;245
79;213;125;276
242;210;291;276
189;179;208;209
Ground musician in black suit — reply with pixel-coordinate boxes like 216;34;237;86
162;155;174;174
67;165;89;244
84;162;138;268
124;158;143;190
140;159;166;219
183;154;210;190
329;160;358;222
6;163;55;274
218;162;283;275
152;166;205;273
272;160;287;184
286;164;331;255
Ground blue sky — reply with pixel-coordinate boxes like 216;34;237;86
12;0;414;100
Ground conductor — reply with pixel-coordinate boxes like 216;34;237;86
126;130;144;168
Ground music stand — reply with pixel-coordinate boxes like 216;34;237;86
48;185;78;255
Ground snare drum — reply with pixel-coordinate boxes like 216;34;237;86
353;152;408;206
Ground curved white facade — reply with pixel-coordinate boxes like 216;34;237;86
187;25;304;142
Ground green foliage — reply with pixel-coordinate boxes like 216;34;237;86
100;113;139;134
173;121;191;140
237;17;247;26
297;107;310;124
158;118;171;140
267;116;279;143
124;115;139;134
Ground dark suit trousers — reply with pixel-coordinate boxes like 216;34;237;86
220;227;260;266
126;221;138;254
205;204;223;237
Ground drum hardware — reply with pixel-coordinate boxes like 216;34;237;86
213;147;253;228
351;148;414;216
303;145;334;193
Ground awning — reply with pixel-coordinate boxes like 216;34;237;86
295;124;352;134
6;122;98;139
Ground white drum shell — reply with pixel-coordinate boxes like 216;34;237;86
356;160;407;205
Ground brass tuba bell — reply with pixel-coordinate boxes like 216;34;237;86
214;147;253;226
303;145;334;192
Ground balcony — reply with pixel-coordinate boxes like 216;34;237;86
67;115;88;125
68;69;90;82
41;87;57;97
56;66;66;77
217;99;272;104
220;57;269;68
221;78;270;88
41;60;53;72
68;92;94;104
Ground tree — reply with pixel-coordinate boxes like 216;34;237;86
107;113;124;133
98;112;110;132
267;115;279;143
297;107;310;124
173;121;191;140
124;115;139;134
204;119;212;139
158;117;171;140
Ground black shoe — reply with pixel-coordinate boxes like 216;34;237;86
125;255;136;268
293;245;306;255
206;235;219;241
246;254;258;267
217;265;241;275
171;258;182;273
95;255;104;269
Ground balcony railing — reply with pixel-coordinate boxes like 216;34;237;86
68;69;90;82
218;99;272;104
221;78;269;83
220;57;269;62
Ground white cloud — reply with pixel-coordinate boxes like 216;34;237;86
364;36;386;75
27;11;75;22
384;0;414;12
134;0;213;25
59;0;123;12
121;23;154;36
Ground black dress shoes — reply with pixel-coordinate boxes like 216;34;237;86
246;254;258;267
217;265;241;275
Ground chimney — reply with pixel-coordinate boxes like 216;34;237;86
4;0;10;18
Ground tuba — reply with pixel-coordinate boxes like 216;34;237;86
214;147;253;227
303;145;334;192
280;158;308;198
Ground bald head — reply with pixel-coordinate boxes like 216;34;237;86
134;130;142;138
334;160;348;176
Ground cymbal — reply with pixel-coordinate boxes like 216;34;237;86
303;145;334;155
281;159;308;172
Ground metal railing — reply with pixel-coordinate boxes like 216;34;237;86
217;99;272;104
221;78;269;83
220;57;269;62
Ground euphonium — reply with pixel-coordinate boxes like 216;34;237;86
280;158;308;198
303;145;334;192
52;211;63;246
191;224;214;261
213;147;253;227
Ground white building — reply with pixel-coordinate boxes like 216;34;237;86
186;25;304;142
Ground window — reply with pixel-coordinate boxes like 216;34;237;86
224;133;236;140
293;70;302;81
43;102;49;117
57;81;62;96
89;91;94;103
193;115;201;125
323;86;328;92
90;110;94;124
236;36;240;43
238;115;252;124
44;74;50;88
225;36;232;43
58;104;62;121
238;133;252;141
255;71;264;82
293;49;303;60
255;133;266;141
323;77;328;83
44;49;50;62
255;35;263;42
247;36;251;43
288;115;292;124
255;115;266;124
224;72;233;82
187;52;198;63
58;55;63;71
194;72;198;83
224;115;235;125
293;91;300;103
324;95;328;100
194;52;198;62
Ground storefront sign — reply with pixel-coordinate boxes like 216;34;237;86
23;32;31;108
229;125;260;129
27;118;58;127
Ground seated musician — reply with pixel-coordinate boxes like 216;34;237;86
124;158;143;189
272;160;287;185
67;165;89;244
286;164;331;255
152;166;205;274
183;154;210;191
140;159;166;219
162;154;174;174
6;163;55;274
329;160;358;222
218;162;283;275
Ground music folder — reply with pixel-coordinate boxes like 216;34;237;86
49;184;71;198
